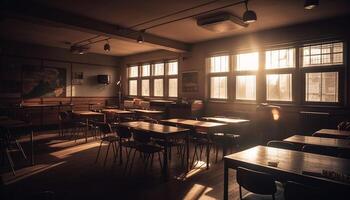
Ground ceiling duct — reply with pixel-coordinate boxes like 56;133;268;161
197;12;248;32
70;45;90;55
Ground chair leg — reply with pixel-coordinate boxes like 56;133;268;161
239;186;243;200
157;152;163;170
150;153;154;169
103;143;111;166
95;141;103;163
5;148;15;176
15;139;27;160
128;149;137;175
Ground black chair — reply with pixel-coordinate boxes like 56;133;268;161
115;125;137;165
301;145;339;157
95;123;118;166
236;167;283;200
211;132;240;163
127;129;163;174
267;141;299;151
284;181;323;200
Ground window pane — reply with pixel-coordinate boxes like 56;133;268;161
266;74;292;101
302;42;343;67
154;78;163;97
210;76;227;99
142;64;150;77
168;78;178;97
236;52;259;71
128;66;138;78
305;72;338;102
168;61;178;75
265;48;295;69
236;75;256;100
129;80;137;96
154;63;164;76
210;55;229;73
141;79;150;96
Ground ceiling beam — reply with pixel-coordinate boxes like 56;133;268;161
1;0;190;53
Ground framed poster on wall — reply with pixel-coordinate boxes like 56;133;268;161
182;71;198;92
22;65;67;99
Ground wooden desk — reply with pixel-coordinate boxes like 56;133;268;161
284;135;350;150
120;121;190;178
202;117;250;124
101;109;134;115
129;109;164;120
314;129;350;139
161;118;228;169
224;146;350;200
72;111;105;142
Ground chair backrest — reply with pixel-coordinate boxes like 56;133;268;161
302;145;339;157
267;140;299;151
116;125;132;139
99;123;113;135
58;111;70;121
284;181;322;200
132;129;151;144
236;167;277;195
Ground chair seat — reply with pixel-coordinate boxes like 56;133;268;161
120;140;138;148
240;183;284;200
155;139;184;147
101;135;118;142
135;144;163;153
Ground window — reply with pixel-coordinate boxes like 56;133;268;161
305;72;338;102
302;42;343;104
210;55;229;73
236;52;259;71
127;60;178;98
141;79;150;96
128;66;138;77
266;48;295;69
209;55;229;99
236;75;256;100
154;63;164;76
210;76;227;99
142;64;150;77
129;80;138;96
168;78;178;97
154;78;163;97
266;74;292;101
168;61;178;75
302;42;343;67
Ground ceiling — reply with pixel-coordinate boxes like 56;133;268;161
1;0;350;57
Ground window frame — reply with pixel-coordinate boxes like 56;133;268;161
207;54;230;100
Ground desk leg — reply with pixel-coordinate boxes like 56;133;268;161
206;141;210;170
163;140;168;180
224;161;228;200
31;131;34;165
186;134;190;172
85;119;88;143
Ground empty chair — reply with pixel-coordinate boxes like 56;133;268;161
126;129;163;174
284;181;324;200
211;132;240;162
267;141;299;151
236;167;283;200
115;125;137;165
301;145;339;157
95;123;118;166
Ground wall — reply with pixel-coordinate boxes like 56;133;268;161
121;15;350;137
0;40;121;125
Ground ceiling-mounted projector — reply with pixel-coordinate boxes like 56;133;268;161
70;45;90;55
197;12;248;33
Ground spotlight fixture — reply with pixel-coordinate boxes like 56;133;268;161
137;30;145;43
243;0;257;23
104;40;110;52
304;0;319;10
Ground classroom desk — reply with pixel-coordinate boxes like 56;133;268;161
224;145;350;200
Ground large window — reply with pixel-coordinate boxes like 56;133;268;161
127;60;178;98
209;55;229;99
206;41;345;105
265;48;295;101
301;42;343;103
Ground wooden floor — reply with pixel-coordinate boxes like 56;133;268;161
1;131;242;200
